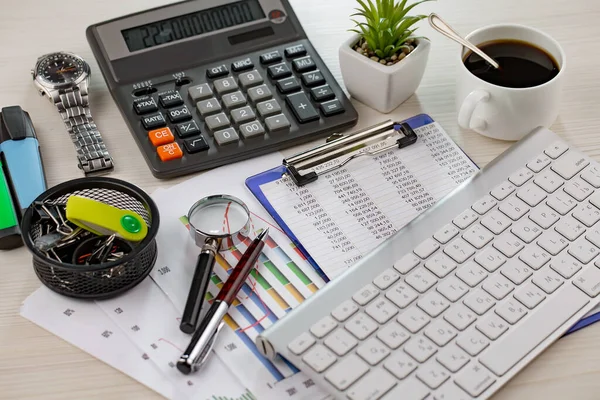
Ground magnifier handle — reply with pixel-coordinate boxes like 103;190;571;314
180;249;216;334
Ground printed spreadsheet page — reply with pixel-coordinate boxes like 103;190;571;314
259;122;478;279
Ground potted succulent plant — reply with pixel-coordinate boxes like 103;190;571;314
339;0;433;113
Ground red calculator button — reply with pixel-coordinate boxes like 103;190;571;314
157;142;183;161
149;127;174;146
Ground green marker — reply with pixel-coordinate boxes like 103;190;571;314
0;160;22;250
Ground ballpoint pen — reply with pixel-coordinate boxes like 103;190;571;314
177;228;269;374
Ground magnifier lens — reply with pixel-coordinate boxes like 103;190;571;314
189;200;249;236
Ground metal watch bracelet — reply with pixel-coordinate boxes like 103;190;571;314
54;86;114;175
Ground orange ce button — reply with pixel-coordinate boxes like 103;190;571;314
148;127;174;146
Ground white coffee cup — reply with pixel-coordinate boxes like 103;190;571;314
455;24;566;141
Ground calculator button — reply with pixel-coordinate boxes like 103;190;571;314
205;113;231;132
158;90;184;108
206;64;229;79
141;112;166;130
184;136;210;153
221;91;247;110
176;120;201;138
167;105;192;123
188;84;213;102
293;56;317;72
265;114;291;133
214;127;239;145
196;98;222;116
310;85;335;102
321;99;345;116
133;96;158;115
260;50;282;65
239;120;266;139
301;70;325;87
157;142;183;162
148;127;174;147
247;84;272;103
268;63;292;80
231;106;256;124
231;57;254;72
276;77;301;94
256;99;282;117
285;44;307;58
287;92;319;123
214;77;238;95
238;70;264;89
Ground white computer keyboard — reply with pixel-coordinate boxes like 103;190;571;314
255;127;600;400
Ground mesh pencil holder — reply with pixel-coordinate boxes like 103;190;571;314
21;177;160;300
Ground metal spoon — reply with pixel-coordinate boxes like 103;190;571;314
428;13;500;69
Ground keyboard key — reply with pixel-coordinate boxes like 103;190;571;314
414;238;440;259
286;92;319;122
221;91;246;109
331;299;359;322
383;351;417;379
433;382;472;400
373;268;400;290
456;328;490;356
462;224;493;249
167;105;192;123
397;307;430;333
480;284;589;376
417;361;450;389
310;84;335;102
471;194;498;215
581;165;600;188
516;184;547;207
526;153;551;173
301;70;326;87
490;181;516;200
418;292;449;317
324;329;358;356
238;70;264;89
352;283;379;306
544;141;569;159
264;114;291;133
492;232;524;257
404;335;437;362
534;169;564;193
386;282;418;308
532;268;564;294
509;167;534;186
158;90;183;108
482;274;514;300
276;76;302;94
381;378;430;400
310;315;337;338
346;369;397;400
292;56;317;72
436;276;469;302
424;253;457;278
205;113;230;131
260;50;282;65
564;177;594;201
547;190;577;215
214;77;238;94
474;247;506;272
365;297;398;323
325;354;368;391
463;289;495;315
239;121;265;139
148;127;174;147
377;322;410;349
500;259;532;285
555;215;586;241
231;57;254;72
320;99;345;116
141;112;166;130
514;282;546;309
495;299;528;324
575;266;600;297
196;98;222;116
213;127;239;146
176;120;201;138
267;63;292;80
288;332;315;355
156;142;183;162
499;196;529;220
206;64;229;78
345;313;378;340
455;362;496;397
518;245;551;270
453;209;478;229
568;237;599;264
537;230;569;255
551;150;589;179
188;83;213;102
456;261;488;287
434;224;459;244
528;204;559;229
357;338;390;365
230;106;256;124
443;304;476;331
256;99;281;117
481;210;512;234
573;202;600;227
285;44;307;58
183;136;209;154
394;253;420;274
436;344;470;373
586;226;600;248
247;84;272;103
133;96;158;114
405;267;438;293
511;218;543;243
424;320;457;346
590;192;600;210
302;344;336;373
444;238;476;263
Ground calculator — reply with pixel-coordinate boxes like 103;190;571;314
86;0;358;179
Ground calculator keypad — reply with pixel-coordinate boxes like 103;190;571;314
268;63;292;80
134;96;158;115
214;77;238;94
197;98;221;116
142;112;166;130
260;50;282;65
265;114;291;133
231;106;256;124
248;85;273;103
205;113;231;132
167;105;192;123
188;84;213;102
159;90;184;108
256;99;281;117
293;56;316;73
214;127;239;145
239;121;266;139
222;91;247;110
287;92;319;123
277;77;301;94
238;70;264;88
176;120;201;138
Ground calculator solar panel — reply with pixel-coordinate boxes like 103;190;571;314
86;0;358;179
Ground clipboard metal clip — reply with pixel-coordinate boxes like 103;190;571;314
284;120;417;186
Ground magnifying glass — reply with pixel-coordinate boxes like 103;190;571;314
180;195;251;334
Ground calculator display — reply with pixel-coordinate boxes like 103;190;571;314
122;0;265;52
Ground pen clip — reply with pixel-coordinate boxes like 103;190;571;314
195;320;225;369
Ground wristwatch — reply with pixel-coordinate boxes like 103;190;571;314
32;52;114;175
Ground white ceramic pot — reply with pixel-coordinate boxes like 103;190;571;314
339;34;431;113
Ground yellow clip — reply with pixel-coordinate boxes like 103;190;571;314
66;195;148;242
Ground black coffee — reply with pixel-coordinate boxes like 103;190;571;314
463;39;559;88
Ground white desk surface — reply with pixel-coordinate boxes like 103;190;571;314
1;0;600;398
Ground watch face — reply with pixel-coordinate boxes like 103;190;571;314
36;53;86;85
